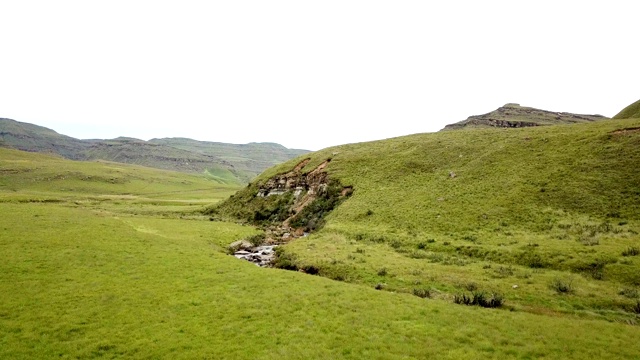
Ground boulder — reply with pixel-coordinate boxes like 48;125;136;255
228;240;253;252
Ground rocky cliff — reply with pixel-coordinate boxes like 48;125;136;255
207;158;353;243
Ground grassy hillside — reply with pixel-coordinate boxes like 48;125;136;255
442;103;607;130
0;118;88;159
149;138;309;181
613;99;640;119
213;117;640;324
82;138;243;183
0;118;307;183
2;147;640;359
0;148;239;213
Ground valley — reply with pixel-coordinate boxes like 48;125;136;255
1;102;640;359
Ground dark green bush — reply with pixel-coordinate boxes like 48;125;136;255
622;247;640;257
272;247;298;271
454;291;503;308
412;288;431;299
246;233;266;246
289;179;349;231
550;278;573;294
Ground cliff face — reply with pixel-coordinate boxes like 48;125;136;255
442;103;607;131
207;158;353;243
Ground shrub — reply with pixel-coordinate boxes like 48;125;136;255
574;258;608;280
453;293;472;305
493;266;514;278
516;251;546;268
246;233;266;246
412;288;431;299
272;247;298;271
377;268;388;276
374;283;384;290
300;264;320;275
619;288;640;298
462;235;477;243
465;282;478;291
453;291;504;308
550;278;573;294
289;179;349;231
622;247;640;257
631;300;640;315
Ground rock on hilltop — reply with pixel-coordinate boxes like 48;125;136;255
442;103;607;131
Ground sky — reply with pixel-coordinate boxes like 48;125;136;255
1;1;637;151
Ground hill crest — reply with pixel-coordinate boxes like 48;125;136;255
442;103;607;130
0;118;308;183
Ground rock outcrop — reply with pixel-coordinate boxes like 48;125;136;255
442;103;607;131
218;158;353;266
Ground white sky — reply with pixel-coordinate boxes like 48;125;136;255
1;1;637;151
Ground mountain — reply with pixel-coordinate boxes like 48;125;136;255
441;103;607;130
148;138;308;182
0;118;308;184
209;103;640;323
0;118;88;159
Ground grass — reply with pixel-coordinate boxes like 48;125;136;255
3;124;640;358
613;98;640;119
217;116;640;324
2;203;640;359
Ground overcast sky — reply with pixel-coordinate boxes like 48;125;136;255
1;1;637;151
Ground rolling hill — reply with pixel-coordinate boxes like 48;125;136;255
148;137;308;182
441;103;607;130
614;99;640;119
2;101;640;358
209;100;640;324
0;118;308;184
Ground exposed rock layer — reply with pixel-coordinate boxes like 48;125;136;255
442;103;607;131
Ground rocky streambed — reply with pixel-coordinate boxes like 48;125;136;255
229;240;277;267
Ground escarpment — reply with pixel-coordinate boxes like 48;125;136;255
207;158;353;244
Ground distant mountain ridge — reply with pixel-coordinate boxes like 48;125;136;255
0;118;308;184
441;103;607;131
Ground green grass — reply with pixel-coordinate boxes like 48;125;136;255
613;99;640;119
216;117;640;324
0;118;308;184
2;203;640;359
3;135;640;358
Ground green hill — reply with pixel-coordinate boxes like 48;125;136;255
0;147;239;203
149;137;308;182
2;123;640;358
613;98;640;119
0;118;88;159
2;143;640;359
0;118;308;184
442;103;607;130
211;113;640;324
